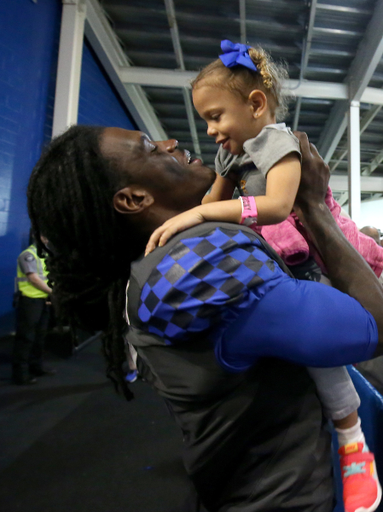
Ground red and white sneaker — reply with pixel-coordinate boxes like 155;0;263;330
339;442;382;512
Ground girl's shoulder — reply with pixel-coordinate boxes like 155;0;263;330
244;123;300;154
243;124;301;176
259;122;296;139
215;145;251;177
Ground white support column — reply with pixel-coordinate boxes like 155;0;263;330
52;0;86;138
347;100;361;224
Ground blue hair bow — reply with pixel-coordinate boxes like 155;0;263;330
219;40;258;72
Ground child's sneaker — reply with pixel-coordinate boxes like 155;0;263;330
125;370;138;383
338;442;382;512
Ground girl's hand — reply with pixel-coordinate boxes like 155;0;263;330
145;208;206;256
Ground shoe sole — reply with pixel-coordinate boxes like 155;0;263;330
353;478;382;512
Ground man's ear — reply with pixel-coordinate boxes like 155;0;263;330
113;186;154;214
248;89;267;118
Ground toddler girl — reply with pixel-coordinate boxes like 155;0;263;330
146;40;382;512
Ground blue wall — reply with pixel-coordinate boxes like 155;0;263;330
0;2;137;337
0;0;62;336
78;39;136;130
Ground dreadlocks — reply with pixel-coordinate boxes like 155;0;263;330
27;125;139;400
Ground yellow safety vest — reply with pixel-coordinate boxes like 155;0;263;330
16;245;49;299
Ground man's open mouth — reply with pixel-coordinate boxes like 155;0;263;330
185;150;203;165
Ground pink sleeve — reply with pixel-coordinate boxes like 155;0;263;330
261;219;310;266
326;188;383;277
253;186;383;277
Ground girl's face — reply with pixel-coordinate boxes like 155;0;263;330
193;85;260;155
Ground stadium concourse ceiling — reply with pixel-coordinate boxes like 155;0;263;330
96;0;383;206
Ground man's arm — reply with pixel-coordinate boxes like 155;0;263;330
294;132;383;355
26;272;52;295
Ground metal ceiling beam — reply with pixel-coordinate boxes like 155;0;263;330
301;0;317;74
84;0;167;140
292;97;302;132
53;0;86;138
239;0;246;45
348;101;361;223
361;147;383;177
317;0;383;163
293;0;317;130
119;67;383;104
164;0;201;158
119;67;201;88
330;105;382;172
164;0;185;69
182;89;202;158
316;3;371;15
337;192;349;207
316;102;349;164
348;4;383;102
329;175;383;193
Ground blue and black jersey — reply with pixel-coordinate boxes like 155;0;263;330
126;222;377;512
132;223;377;369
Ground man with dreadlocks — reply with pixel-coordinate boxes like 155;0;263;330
27;126;383;512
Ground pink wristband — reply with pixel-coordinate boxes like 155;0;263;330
240;196;258;226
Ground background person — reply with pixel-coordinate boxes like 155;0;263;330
360;226;383;287
357;225;383;396
360;226;381;246
12;238;55;385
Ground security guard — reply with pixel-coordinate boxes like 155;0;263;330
12;241;54;385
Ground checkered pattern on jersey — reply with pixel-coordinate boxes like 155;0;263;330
138;227;285;342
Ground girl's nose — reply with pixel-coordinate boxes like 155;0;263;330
207;125;217;137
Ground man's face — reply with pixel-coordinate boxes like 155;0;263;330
100;128;215;211
193;85;258;155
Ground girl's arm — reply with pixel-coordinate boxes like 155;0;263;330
202;174;236;204
145;154;300;255
255;153;301;225
145;175;237;255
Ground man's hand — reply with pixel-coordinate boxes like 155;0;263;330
292;132;383;356
293;131;330;214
